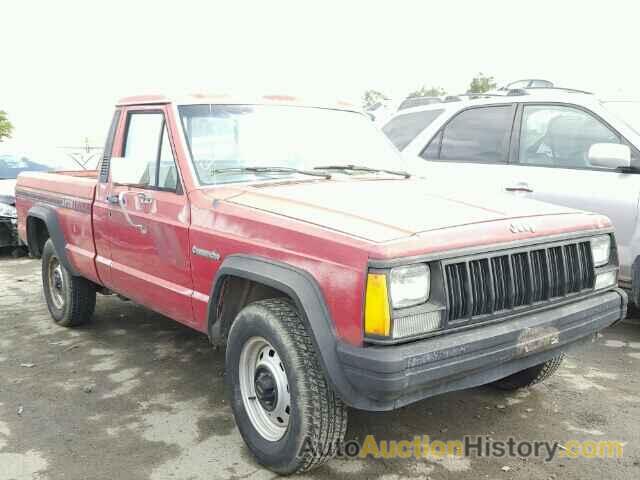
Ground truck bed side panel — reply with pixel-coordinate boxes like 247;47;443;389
16;172;101;285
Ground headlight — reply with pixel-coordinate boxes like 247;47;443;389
364;264;439;340
591;235;611;267
0;203;17;219
390;264;430;309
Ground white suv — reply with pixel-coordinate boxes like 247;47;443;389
382;89;640;306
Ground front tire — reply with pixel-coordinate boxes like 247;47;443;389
226;298;347;474
491;353;565;390
42;239;96;327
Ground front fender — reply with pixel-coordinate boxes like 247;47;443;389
207;254;363;407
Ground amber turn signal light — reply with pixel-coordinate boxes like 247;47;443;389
364;273;391;337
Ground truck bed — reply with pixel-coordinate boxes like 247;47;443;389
17;170;98;198
15;170;100;284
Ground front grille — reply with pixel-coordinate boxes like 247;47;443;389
445;240;595;322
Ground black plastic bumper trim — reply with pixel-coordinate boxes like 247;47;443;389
337;288;626;411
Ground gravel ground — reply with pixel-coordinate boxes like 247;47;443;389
1;254;640;480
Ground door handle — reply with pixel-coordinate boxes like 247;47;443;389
117;191;148;234
106;194;120;205
505;183;533;193
137;192;154;205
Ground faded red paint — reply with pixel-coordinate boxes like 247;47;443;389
15;96;613;347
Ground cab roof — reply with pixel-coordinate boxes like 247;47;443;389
116;93;361;113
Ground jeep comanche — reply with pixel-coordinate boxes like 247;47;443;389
15;94;627;474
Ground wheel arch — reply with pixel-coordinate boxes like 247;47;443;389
207;254;360;406
26;205;77;275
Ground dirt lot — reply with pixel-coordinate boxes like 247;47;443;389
1;255;640;480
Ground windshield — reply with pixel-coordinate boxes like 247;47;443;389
602;101;640;135
0;154;50;179
178;104;404;185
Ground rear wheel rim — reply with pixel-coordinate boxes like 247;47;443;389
239;337;291;441
47;256;65;310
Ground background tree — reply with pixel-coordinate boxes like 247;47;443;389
362;89;389;110
0;110;13;142
407;86;446;98
467;73;497;93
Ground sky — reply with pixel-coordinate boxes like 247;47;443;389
1;0;639;161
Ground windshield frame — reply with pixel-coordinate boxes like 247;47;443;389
177;103;405;187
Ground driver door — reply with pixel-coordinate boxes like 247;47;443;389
103;106;195;326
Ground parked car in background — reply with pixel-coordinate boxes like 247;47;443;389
15;93;626;473
397;95;442;111
498;79;554;91
366;96;443;125
0;153;50;252
0;149;91;254
0;180;20;250
364;101;394;125
382;88;640;308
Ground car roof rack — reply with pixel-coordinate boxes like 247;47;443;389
441;87;592;104
444;90;529;101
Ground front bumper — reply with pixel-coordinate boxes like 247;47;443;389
336;289;627;411
0;217;19;248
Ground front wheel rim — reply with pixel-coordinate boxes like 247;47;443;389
47;256;65;310
239;337;291;441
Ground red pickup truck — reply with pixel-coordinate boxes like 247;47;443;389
16;94;626;474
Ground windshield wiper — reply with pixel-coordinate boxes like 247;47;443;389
313;164;411;178
211;166;331;179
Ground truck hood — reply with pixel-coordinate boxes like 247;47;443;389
224;179;582;243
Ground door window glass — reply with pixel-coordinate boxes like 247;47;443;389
529;80;553;88
158;127;178;189
437;106;513;163
119;112;179;190
421;130;442;159
519;105;620;168
123;113;163;187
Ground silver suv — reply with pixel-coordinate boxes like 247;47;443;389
382;88;640;306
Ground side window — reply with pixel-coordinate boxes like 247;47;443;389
158;127;178;189
437;106;514;163
529;80;553;88
123;113;163;187
121;112;179;190
421;130;442;159
382;109;444;150
519;105;620;169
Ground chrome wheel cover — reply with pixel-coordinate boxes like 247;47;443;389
239;337;291;441
47;256;65;310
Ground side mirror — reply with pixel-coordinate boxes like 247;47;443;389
588;143;631;169
109;156;148;186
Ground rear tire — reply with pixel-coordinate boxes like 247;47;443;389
492;353;565;390
42;239;96;327
226;298;347;474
